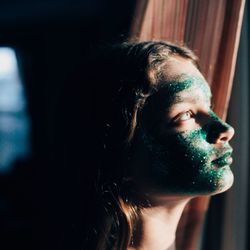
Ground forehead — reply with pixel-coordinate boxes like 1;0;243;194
154;75;212;110
159;56;212;100
144;58;212;117
161;55;203;81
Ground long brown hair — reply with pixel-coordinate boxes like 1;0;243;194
87;41;198;250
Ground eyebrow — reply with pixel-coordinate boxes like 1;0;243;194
172;94;212;106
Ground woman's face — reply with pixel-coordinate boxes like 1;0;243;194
131;56;234;196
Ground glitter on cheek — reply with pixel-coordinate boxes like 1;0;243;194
176;128;232;193
175;130;214;175
140;126;231;194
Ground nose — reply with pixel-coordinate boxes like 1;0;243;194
205;120;235;144
213;125;235;144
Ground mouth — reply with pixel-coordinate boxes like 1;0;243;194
211;151;233;167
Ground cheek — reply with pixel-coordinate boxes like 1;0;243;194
142;128;214;176
174;129;213;165
139;129;232;194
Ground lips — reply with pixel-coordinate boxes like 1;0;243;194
211;151;233;167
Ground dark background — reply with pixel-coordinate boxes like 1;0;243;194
1;1;249;250
0;1;136;249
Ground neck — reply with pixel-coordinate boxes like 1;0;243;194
128;196;191;250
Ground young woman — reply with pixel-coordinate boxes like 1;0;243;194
85;41;234;250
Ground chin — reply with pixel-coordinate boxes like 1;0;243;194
210;167;234;195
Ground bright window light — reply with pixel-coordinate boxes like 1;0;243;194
0;48;18;77
0;47;30;173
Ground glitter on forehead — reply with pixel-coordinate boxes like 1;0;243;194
160;74;212;100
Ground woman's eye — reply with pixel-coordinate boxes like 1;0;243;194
174;111;193;122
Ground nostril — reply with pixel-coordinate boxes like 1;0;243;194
217;126;234;143
218;135;230;143
205;124;234;144
220;136;228;142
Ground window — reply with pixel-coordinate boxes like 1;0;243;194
0;47;30;173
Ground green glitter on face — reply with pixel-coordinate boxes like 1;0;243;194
136;74;234;195
141;127;232;195
159;74;212;104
